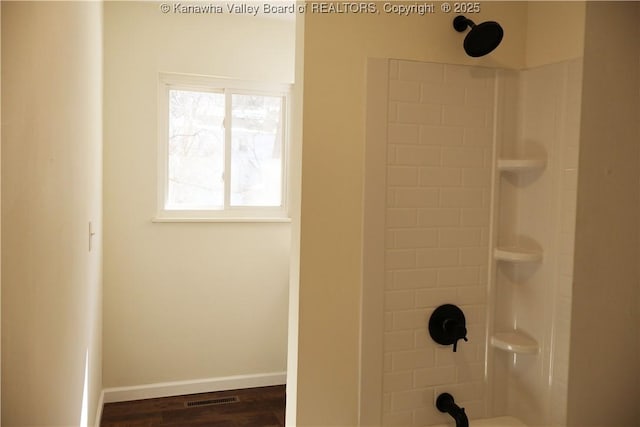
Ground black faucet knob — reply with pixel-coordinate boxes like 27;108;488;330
428;304;468;352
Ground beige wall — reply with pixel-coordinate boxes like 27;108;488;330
0;3;3;421
525;2;585;68
567;2;640;425
1;1;103;425
285;12;305;426
103;2;295;388
299;4;527;425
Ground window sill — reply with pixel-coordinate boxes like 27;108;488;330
152;217;291;224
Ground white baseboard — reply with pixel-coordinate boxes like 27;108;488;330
102;371;287;404
94;390;105;427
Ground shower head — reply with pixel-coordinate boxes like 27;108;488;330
453;15;504;57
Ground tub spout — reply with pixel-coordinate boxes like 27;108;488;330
436;393;469;427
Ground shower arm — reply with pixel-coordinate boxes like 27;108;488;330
453;15;476;32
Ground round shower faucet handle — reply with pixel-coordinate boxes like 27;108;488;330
428;304;468;353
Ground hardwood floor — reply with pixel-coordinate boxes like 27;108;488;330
100;385;286;427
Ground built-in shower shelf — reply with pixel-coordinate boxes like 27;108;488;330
491;331;539;354
494;247;543;263
497;158;546;172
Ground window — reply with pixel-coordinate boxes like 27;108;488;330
156;73;291;221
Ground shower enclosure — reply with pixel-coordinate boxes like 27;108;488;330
362;56;580;427
360;3;640;426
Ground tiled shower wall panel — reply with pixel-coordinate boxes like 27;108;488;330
383;60;495;426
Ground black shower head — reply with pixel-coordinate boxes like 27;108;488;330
453;15;504;57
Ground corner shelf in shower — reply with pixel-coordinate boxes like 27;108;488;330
494;247;543;263
497;158;547;173
491;331;539;354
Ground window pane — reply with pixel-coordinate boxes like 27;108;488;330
230;94;284;207
167;89;224;209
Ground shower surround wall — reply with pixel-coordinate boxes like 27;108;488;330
491;60;582;427
383;60;495;426
368;58;582;426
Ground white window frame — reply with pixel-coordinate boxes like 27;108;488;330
155;72;291;222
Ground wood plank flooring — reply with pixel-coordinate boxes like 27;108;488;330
100;385;286;427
